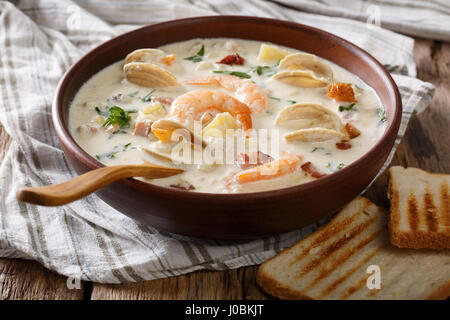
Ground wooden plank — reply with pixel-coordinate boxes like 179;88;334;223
0;258;85;300
92;269;244;300
0;126;85;300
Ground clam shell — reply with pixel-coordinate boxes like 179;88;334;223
123;62;179;88
278;53;333;82
285;128;346;142
272;70;327;88
275;103;343;131
125;49;166;64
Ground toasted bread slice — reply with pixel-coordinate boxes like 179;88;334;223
388;166;450;249
256;197;450;300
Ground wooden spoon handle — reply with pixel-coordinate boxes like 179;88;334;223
16;164;183;206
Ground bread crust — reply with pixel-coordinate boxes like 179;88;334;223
256;267;313;300
425;280;450;300
388;166;450;249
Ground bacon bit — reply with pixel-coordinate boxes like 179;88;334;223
301;161;326;178
327;83;356;102
336;140;352;150
236;151;274;169
133;120;152;137
217;53;245;66
344;123;361;139
162;54;176;66
151;95;173;106
170;183;195;191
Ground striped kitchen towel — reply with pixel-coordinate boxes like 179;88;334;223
0;0;436;283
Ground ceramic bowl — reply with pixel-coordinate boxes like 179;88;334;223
52;16;401;239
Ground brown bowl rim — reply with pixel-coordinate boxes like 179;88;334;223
52;15;402;202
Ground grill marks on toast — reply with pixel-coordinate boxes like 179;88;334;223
424;189;438;232
388;167;450;249
307;228;384;292
317;246;383;299
288;203;369;268
407;193;419;231
294;215;377;280
339;277;367;299
441;182;449;227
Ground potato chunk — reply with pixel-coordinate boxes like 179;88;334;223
258;44;289;62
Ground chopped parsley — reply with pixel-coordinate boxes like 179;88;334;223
141;89;156;102
101;106;132;129
123;143;132;151
377;107;387;123
95;150;118;160
269;96;296;105
95;143;134;161
212;70;251;79
248;61;279;77
326;162;345;172
94;106;106;116
338;103;357;112
184;45;205;63
311;147;324;153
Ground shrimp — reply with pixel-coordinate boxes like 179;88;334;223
183;75;268;113
169;90;252;131
226;154;301;185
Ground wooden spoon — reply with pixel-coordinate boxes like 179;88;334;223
16;163;183;206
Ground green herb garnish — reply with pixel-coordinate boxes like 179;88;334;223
338;103;357;112
311;147;323;153
127;91;139;98
377;107;387;123
326;162;345;172
141;89;156;102
184;45;205;63
96;150;118;160
95;107;107;116
212;70;251;79
102;106;132;129
269;96;281;101
249;61;279;77
287;100;297;105
95;143;133;161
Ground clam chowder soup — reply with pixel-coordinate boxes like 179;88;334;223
69;39;387;193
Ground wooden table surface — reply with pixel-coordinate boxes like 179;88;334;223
0;38;448;300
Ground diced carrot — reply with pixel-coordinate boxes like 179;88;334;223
327;83;356;102
162;54;176;66
152;128;174;143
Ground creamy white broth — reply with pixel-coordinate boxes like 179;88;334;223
69;38;386;193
